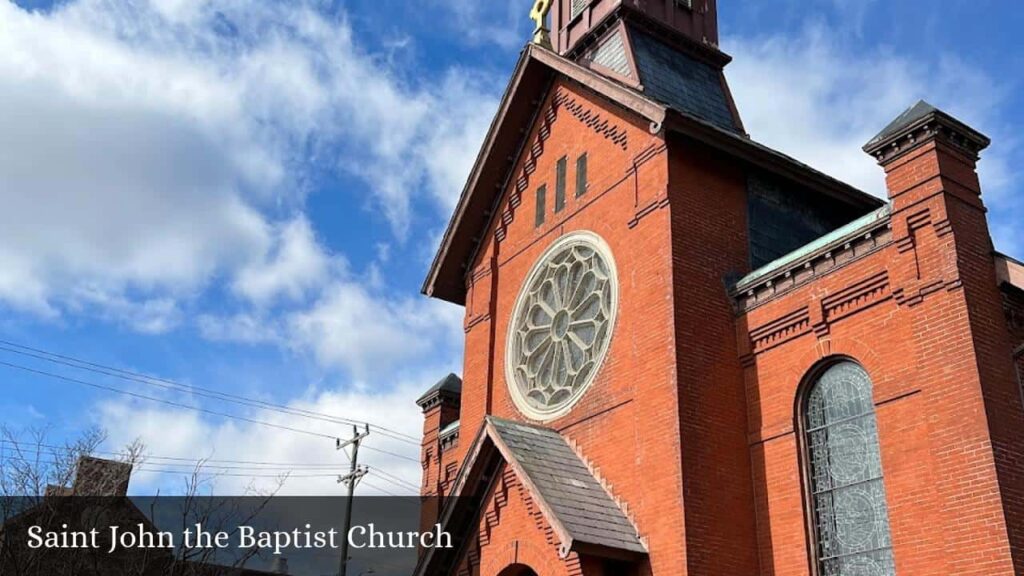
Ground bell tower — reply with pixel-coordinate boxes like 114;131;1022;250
542;0;742;133
551;0;720;57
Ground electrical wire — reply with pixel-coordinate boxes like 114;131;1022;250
0;360;428;463
2;440;421;490
0;339;421;445
0;360;337;441
366;466;420;491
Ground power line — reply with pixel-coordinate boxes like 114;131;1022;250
360;479;399;496
359;444;420;464
366;466;420;491
0;340;421;446
0;455;338;480
0;360;337;441
2;440;421;488
2;456;420;489
133;468;338;479
1;360;431;464
0;439;344;468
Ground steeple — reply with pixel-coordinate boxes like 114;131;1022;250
538;0;742;133
551;0;720;57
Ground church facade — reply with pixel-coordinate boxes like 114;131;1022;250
414;1;1024;574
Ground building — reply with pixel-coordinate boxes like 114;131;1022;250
414;1;1024;574
0;457;280;576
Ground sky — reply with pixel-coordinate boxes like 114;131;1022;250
0;0;1021;496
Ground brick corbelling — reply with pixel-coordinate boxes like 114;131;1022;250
495;85;632;243
464;463;582;576
748;307;810;355
821;270;891;322
735;219;893;312
553;89;629;150
738;217;1020;574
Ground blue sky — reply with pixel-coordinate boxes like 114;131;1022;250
0;0;1020;495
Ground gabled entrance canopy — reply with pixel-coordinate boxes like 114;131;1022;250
414;417;646;575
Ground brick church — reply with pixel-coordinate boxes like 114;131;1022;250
413;1;1024;574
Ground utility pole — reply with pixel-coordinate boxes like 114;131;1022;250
337;424;369;576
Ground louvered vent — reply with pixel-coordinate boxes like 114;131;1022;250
591;31;632;78
571;0;587;20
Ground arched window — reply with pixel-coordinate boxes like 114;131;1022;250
498;565;538;576
802;361;896;575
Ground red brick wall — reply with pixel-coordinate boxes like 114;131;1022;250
737;138;1024;575
461;464;637;576
886;140;1024;573
428;74;1024;575
448;78;684;574
667;134;760;574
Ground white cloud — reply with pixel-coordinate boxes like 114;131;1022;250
231;217;335;306
196;312;280;345
433;0;527;49
200;271;464;377
98;378;436;496
287;283;463;378
727;25;1009;193
0;0;496;326
725;23;1021;255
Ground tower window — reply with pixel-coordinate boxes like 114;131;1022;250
555;156;567;213
676;0;693;9
576;153;588;197
802;361;895;576
571;0;588;20
535;184;546;227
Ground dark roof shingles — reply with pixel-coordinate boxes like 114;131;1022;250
865;99;936;147
488;417;645;553
630;27;738;133
416;373;462;404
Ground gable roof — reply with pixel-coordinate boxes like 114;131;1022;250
423;43;883;306
413;417;645;575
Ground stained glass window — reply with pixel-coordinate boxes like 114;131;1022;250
805;362;896;576
506;232;617;420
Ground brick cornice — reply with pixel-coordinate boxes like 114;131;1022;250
864;107;990;166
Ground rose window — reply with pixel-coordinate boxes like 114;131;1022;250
506;232;617;420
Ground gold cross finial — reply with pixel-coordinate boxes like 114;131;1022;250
529;0;553;48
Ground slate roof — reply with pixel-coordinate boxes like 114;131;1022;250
733;204;892;294
865;100;936;148
414;417;645;574
422;43;882;305
487;417;646;554
416;373;462;406
630;26;739;132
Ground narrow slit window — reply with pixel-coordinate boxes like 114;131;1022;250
576;153;588;197
535;184;546;227
571;0;587;20
555;156;567;213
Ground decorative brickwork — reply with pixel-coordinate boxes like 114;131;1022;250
419;26;1024;575
496;87;630;243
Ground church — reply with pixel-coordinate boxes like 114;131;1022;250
413;1;1024;574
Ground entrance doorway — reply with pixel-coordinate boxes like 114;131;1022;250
497;564;538;576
